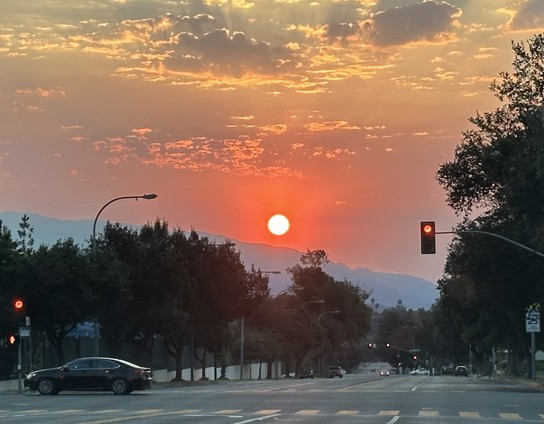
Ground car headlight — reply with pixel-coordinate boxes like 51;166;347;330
26;372;36;379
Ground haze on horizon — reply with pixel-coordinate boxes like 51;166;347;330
1;0;543;282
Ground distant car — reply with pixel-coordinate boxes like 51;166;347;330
24;357;152;395
328;366;346;378
410;368;430;376
379;370;390;376
454;365;469;376
298;369;315;379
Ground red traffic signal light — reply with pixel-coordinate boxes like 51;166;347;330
13;298;24;312
412;355;418;361
8;334;17;345
420;221;436;254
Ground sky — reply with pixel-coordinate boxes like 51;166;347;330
1;0;543;282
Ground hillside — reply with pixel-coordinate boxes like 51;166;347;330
0;211;439;309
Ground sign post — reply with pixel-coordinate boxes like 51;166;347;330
525;303;540;379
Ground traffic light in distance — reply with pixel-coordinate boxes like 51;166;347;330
13;298;24;313
8;334;17;345
412;355;417;362
420;221;436;254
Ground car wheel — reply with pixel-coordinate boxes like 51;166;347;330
37;378;58;395
112;378;130;395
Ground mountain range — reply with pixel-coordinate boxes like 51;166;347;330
0;211;439;310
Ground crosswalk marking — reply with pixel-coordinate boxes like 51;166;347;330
54;410;86;414
255;409;281;415
11;406;544;421
295;410;320;415
499;412;523;420
460;411;481;418
214;409;242;414
419;410;439;417
378;410;400;416
336;410;358;415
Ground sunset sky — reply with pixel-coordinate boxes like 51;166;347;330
1;0;543;282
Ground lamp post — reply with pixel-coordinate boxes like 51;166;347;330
300;299;324;321
91;193;157;356
317;310;340;375
92;193;157;252
317;310;340;328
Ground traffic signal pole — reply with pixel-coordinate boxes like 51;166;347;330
436;229;544;259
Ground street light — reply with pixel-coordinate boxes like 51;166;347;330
317;310;340;375
317;310;340;328
91;193;157;356
92;193;157;252
300;299;324;321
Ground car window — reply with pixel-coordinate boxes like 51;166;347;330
66;359;93;370
93;359;120;370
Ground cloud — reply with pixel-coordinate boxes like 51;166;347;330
305;121;361;132
508;0;544;31
167;28;300;76
91;132;303;177
363;1;462;46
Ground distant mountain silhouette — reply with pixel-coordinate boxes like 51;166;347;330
0;211;439;310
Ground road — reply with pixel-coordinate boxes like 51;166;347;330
1;372;543;423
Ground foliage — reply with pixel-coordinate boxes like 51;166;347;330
436;34;544;375
18;240;94;363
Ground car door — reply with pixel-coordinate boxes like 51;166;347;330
92;359;120;389
61;358;94;390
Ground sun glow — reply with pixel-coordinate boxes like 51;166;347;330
267;214;290;236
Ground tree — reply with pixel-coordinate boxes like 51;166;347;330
0;222;20;378
285;249;372;375
18;240;94;364
436;34;544;375
16;214;34;255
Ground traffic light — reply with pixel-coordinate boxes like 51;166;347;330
412;355;417;362
420;221;436;254
8;334;18;345
13;298;24;312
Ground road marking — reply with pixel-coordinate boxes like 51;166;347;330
215;409;243;414
233;415;281;424
173;409;202;413
295;410;320;415
336;410;358;415
419;410;439;417
378;410;400;416
499;412;523;420
254;410;281;415
386;417;400;424
411;383;423;391
459;411;481;418
54;409;86;414
261;382;314;391
338;379;384;392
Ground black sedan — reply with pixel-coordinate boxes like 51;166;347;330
24;357;152;395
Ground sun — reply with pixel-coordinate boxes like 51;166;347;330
267;214;290;236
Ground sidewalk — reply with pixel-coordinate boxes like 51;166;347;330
0;379;21;392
